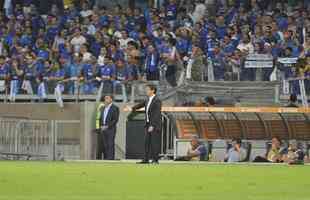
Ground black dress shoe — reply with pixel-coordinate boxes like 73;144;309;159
136;160;150;164
151;160;159;164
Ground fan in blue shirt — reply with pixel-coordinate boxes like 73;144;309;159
145;44;160;81
80;60;95;94
166;0;177;21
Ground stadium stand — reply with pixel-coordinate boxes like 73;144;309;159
0;0;307;104
0;0;309;163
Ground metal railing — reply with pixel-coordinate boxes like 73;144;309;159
0;81;162;103
0;118;52;160
0;118;81;160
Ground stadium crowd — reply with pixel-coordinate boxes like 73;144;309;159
0;0;309;101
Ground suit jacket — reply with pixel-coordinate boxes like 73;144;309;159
99;104;120;133
133;95;162;131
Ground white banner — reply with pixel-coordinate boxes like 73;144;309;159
299;79;308;107
245;54;273;68
278;57;298;65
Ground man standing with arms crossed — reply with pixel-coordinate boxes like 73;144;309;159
132;85;162;164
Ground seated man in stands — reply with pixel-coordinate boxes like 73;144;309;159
283;140;305;165
253;137;287;163
225;139;247;162
175;136;207;161
205;96;216;107
286;94;299;108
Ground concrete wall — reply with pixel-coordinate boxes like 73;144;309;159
0;102;130;160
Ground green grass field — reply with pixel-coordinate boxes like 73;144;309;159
0;161;309;200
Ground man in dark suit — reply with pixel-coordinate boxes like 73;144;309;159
132;85;162;164
98;95;120;160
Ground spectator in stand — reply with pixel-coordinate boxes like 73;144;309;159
253;137;288;163
145;44;160;81
80;58;95;94
175;135;207;161
205;96;216;107
0;0;308;101
283;140;305;165
286;94;299;107
0;55;9;93
114;58;131;102
96;56;115;95
224;139;247;163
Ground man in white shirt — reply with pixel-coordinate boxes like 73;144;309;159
70;28;87;53
132;85;162;164
97;95;120;160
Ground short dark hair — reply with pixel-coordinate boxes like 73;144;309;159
205;96;215;106
272;136;282;145
101;94;113;101
232;139;242;145
147;84;157;94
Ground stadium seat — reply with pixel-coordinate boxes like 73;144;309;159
209;140;227;162
200;120;220;139
290;121;310;140
249;141;268;161
266;120;289;140
176;119;199;139
221;120;243;139
244;120;267;140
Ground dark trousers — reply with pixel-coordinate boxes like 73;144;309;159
96;133;104;159
144;124;160;162
166;65;177;87
253;156;271;163
102;130;116;160
146;70;160;81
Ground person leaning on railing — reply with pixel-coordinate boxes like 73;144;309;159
0;56;9;94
